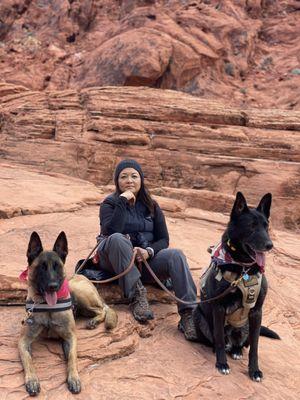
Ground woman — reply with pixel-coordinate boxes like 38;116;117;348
97;159;197;340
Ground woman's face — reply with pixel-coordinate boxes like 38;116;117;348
118;168;141;195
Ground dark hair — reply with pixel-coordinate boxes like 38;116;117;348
137;183;156;217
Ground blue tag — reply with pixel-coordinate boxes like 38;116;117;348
243;273;250;281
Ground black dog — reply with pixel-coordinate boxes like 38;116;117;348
193;192;280;381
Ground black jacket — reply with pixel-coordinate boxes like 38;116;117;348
99;193;169;255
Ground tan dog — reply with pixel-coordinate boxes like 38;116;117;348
18;231;117;396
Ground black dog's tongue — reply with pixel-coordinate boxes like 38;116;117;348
255;251;265;268
44;291;58;306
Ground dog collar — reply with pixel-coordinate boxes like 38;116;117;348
211;242;263;270
22;277;72;312
25;297;73;313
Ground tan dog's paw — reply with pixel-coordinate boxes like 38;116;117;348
67;377;81;393
25;377;41;396
86;318;100;330
104;306;118;330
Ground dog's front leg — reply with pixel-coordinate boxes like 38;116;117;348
62;332;81;394
213;304;230;374
18;326;43;396
248;308;263;381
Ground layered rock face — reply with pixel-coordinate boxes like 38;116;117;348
0;163;300;399
0;0;299;109
0;3;299;397
1;83;300;230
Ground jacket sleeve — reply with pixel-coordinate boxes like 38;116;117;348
100;195;128;235
151;204;169;255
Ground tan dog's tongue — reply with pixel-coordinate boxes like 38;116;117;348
255;252;265;267
45;291;58;306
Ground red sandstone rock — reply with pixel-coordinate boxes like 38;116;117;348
0;166;299;399
1;85;300;230
0;1;299;109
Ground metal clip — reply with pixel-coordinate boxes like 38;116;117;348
22;305;35;326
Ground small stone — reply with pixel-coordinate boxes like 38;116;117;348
48;44;67;60
291;68;300;75
224;62;235;77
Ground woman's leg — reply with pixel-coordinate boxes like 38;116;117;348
143;248;198;340
99;233;139;298
145;248;197;311
98;233;153;322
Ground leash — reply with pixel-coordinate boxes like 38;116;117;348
138;250;242;306
0;245;244;307
77;245;241;305
74;241;103;274
74;246;138;284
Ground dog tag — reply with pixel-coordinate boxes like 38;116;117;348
22;317;34;326
22;310;35;326
25;317;35;326
22;315;34;326
242;273;250;281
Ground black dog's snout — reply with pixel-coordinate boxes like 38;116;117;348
265;241;273;251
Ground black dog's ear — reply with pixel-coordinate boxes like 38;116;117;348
231;192;249;218
257;193;272;219
53;231;68;263
27;232;43;265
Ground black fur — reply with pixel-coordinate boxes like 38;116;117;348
193;192;280;381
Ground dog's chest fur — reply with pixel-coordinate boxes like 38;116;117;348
25;308;75;339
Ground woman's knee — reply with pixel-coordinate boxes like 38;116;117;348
107;233;131;250
166;248;186;266
169;248;185;258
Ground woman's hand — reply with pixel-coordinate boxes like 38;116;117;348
134;247;149;262
120;190;136;205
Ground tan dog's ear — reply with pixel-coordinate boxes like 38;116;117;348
53;231;68;263
27;232;43;265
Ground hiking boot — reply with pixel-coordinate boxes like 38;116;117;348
178;308;198;341
130;280;154;323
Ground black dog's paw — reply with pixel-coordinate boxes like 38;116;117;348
67;377;81;394
25;378;41;396
249;369;263;382
216;362;230;375
230;349;243;360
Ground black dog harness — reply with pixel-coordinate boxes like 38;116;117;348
201;242;263;328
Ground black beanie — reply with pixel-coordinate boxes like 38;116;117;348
114;159;144;185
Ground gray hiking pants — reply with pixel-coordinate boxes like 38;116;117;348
97;233;197;312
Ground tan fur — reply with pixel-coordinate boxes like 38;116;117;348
19;234;118;396
69;274;118;330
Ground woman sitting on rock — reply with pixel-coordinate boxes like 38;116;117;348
97;159;197;340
